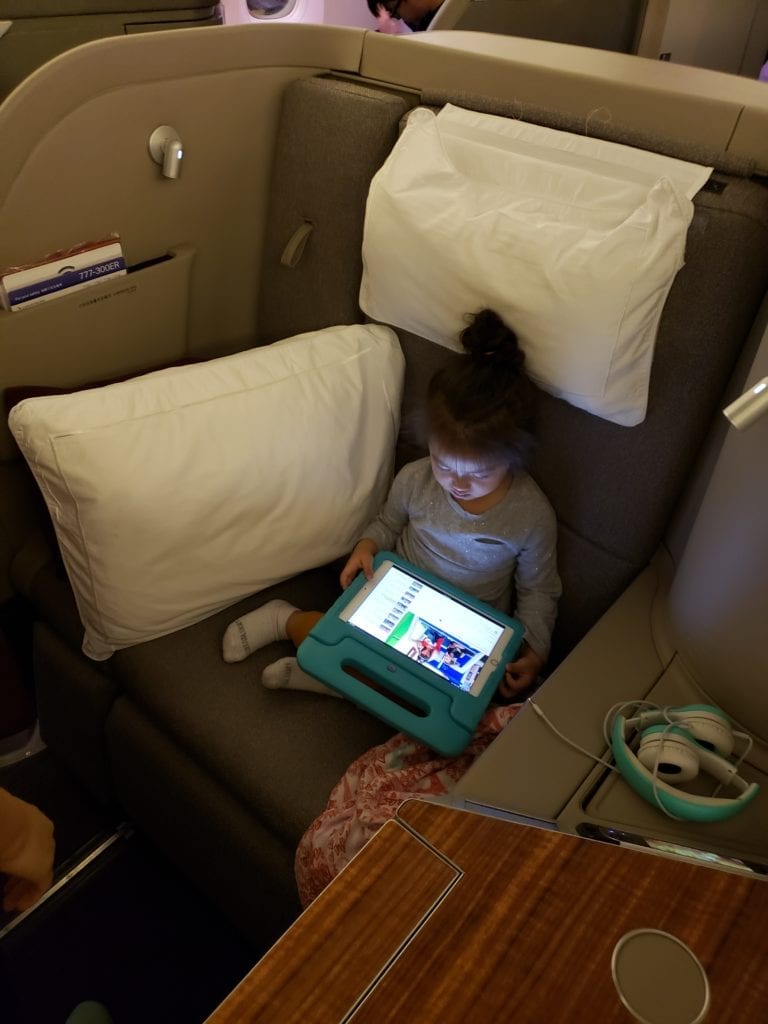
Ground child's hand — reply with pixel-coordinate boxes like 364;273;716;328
498;641;543;700
340;539;379;588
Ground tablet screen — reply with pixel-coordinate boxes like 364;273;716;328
340;561;510;696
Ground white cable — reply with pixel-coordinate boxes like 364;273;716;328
710;729;753;798
601;699;662;747
603;702;688;820
528;699;619;772
530;697;756;819
609;704;691;818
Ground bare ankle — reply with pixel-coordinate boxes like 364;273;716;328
286;609;324;647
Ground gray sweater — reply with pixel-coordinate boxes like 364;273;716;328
362;458;561;660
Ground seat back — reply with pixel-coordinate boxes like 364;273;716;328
429;0;646;54
258;75;768;666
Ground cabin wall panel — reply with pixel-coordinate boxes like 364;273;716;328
0;25;365;193
0;23;368;600
663;317;768;739
0;65;319;360
362;33;768;172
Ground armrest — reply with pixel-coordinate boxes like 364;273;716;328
453;562;668;822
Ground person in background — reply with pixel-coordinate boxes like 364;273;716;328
0;784;54;913
1;786;114;1024
368;0;445;34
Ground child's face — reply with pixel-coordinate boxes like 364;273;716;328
429;443;510;504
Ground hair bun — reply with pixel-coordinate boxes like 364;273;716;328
460;309;525;371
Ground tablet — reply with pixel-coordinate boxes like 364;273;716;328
297;551;525;755
338;558;515;698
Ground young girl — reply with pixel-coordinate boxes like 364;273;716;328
222;308;561;698
223;309;561;905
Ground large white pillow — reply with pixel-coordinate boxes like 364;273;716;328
9;324;404;660
360;105;712;426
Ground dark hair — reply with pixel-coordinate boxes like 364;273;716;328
366;0;380;14
425;309;536;472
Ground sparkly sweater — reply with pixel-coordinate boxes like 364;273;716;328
362;458;561;660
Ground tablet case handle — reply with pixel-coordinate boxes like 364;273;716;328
298;639;473;756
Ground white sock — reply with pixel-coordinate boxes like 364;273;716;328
261;658;341;698
222;600;297;663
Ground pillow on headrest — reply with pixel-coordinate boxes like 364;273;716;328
9;324;404;659
360;104;712;426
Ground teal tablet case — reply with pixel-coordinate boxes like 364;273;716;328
297;552;524;755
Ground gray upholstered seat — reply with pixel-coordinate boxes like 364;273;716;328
21;73;768;945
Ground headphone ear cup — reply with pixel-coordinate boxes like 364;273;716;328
637;728;701;784
675;710;735;758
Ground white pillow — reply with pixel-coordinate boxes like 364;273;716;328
9;324;404;660
360;105;712;426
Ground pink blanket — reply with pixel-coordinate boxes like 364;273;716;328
295;704;520;907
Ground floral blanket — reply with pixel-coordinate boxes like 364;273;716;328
295;703;520;907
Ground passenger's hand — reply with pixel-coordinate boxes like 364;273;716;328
376;7;403;33
340;539;379;588
1;792;55;913
498;641;544;700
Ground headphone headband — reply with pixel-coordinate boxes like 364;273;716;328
628;704;731;729
626;704;737;759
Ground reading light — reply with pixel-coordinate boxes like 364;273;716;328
722;376;768;430
148;125;184;180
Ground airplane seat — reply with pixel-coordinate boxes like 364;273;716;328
231;75;768;883
258;77;768;670
2;34;768;940
0;1;223;103
428;0;646;54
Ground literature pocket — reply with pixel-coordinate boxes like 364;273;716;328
0;245;194;458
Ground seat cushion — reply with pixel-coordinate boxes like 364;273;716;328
111;563;394;847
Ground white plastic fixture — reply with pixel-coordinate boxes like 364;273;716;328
148;125;184;180
722;376;768;430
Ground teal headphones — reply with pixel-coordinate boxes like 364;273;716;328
611;704;760;823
